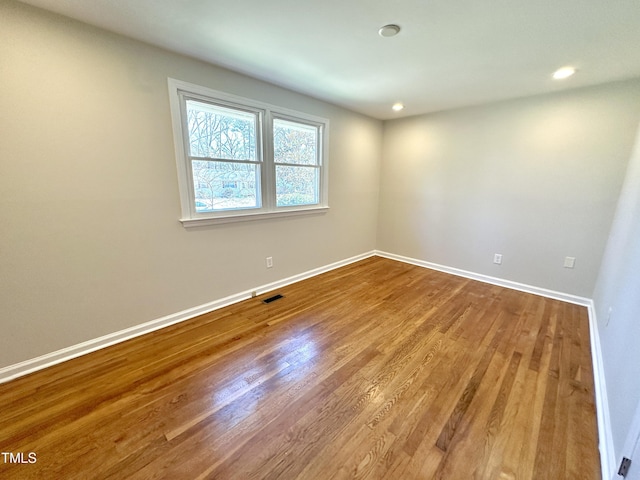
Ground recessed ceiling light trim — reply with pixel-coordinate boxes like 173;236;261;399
379;24;401;37
392;103;404;111
552;66;577;80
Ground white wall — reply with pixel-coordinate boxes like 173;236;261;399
0;2;382;368
593;124;640;469
378;80;640;297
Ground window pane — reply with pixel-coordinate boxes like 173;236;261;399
192;160;260;211
186;99;257;161
273;119;318;165
276;165;319;207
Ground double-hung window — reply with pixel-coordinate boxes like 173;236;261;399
168;79;329;226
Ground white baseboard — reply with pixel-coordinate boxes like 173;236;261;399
0;251;376;384
587;302;616;480
0;248;615;477
0;247;613;479
375;249;612;478
374;250;591;306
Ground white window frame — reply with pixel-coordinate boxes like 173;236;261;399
168;78;329;227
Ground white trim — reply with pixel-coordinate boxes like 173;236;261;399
0;248;613;480
167;78;194;220
0;248;613;479
0;251;375;384
180;206;329;227
167;78;330;226
587;301;616;480
375;250;591;305
375;250;611;477
620;400;640;480
0;291;249;384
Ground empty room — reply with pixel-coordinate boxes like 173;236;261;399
1;0;640;479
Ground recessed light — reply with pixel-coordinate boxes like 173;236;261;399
392;103;404;111
379;24;401;37
553;66;576;80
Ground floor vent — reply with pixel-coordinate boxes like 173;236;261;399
262;294;284;304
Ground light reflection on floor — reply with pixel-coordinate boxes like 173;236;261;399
208;327;320;424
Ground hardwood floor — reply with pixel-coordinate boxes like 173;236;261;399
0;257;600;479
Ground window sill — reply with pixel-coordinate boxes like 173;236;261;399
180;206;329;228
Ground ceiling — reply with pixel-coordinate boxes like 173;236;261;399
18;0;640;119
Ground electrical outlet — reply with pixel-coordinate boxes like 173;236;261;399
493;254;502;265
266;257;273;268
564;256;576;269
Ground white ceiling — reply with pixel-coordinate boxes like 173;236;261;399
18;0;640;119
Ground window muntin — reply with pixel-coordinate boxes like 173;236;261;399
183;98;262;213
186;99;257;161
169;79;329;225
273;118;318;166
192;160;260;212
273;117;321;208
275;165;319;207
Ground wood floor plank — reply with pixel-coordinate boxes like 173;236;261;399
434;337;496;452
0;256;601;479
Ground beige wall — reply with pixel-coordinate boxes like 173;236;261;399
3;0;640;380
0;2;383;367
378;80;640;297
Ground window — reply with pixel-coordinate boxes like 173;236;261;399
186;100;260;213
273;118;320;207
168;79;329;226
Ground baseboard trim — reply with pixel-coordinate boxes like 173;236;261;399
374;250;591;306
0;251;376;384
0;248;614;477
587;302;615;480
375;250;611;478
